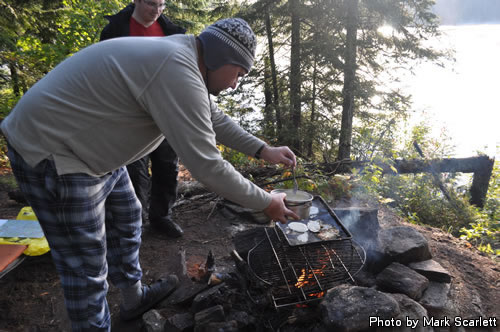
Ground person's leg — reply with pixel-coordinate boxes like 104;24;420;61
104;168;179;321
8;145;179;327
149;140;179;218
7;146;116;331
126;155;150;221
104;168;143;288
148;140;183;237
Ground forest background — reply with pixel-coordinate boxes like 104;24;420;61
0;0;498;259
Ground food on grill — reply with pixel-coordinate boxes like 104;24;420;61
309;206;319;216
320;223;333;230
307;220;321;233
317;227;340;240
297;232;309;243
288;222;308;233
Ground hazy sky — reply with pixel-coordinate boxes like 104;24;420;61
433;0;500;25
402;24;499;158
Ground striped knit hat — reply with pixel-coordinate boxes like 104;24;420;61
198;18;256;73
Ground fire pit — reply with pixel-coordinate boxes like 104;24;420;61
246;196;365;308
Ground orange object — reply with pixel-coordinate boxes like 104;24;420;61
0;244;27;272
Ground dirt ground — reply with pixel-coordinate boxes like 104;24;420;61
0;171;499;331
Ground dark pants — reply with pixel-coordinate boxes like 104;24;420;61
7;144;142;331
127;139;178;221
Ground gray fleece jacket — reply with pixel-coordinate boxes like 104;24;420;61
1;34;271;210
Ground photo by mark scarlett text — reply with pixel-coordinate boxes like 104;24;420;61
369;316;497;329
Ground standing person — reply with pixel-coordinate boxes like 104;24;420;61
1;18;299;331
100;0;186;237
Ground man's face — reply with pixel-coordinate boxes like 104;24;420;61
207;64;247;96
135;0;165;24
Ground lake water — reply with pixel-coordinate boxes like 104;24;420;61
402;24;499;159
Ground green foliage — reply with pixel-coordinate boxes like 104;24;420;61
0;0;128;112
0;0;235;114
313;174;354;203
459;161;500;259
272;163;317;192
352;125;499;259
0;89;20;118
166;0;238;34
218;145;258;168
0;136;9;169
358;163;499;259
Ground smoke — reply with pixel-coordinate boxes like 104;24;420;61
333;204;383;270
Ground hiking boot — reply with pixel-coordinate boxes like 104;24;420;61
150;216;184;238
120;275;179;321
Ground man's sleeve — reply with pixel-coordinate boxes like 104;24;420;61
140;50;271;211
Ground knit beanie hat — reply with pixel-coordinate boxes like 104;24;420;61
198;18;256;73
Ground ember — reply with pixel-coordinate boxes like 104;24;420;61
294;267;326;288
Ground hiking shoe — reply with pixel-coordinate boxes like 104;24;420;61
150;216;184;238
120;275;179;321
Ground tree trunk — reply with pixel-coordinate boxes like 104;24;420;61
265;8;282;141
306;54;318;158
263;59;275;138
289;0;302;153
337;0;359;161
9;62;20;97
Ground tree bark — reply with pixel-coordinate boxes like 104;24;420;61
9;62;20;97
289;0;302;152
263;60;275;138
306;54;318;158
265;8;282;141
337;0;359;162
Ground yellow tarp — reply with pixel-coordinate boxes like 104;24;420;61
0;207;50;256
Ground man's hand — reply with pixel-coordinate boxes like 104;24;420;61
260;146;296;168
263;193;299;224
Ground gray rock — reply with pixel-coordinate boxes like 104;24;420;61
376;262;429;300
385;293;432;332
227;310;256;330
353;267;377;287
164;312;195;332
195;320;238;332
419;281;451;313
320;284;400;331
409;259;452;283
142;309;166;332
191;283;226;313
374;226;432;271
159;279;209;307
194;305;225;326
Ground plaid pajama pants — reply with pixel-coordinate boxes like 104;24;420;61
7;144;143;331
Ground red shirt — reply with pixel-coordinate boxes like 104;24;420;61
129;17;165;37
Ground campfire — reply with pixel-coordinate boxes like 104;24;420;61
158;195;452;332
168;196;367;330
237;196;365;309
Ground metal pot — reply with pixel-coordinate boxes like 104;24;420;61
270;189;314;220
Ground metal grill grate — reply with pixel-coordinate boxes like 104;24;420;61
248;225;365;308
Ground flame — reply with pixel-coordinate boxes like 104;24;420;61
294;266;327;288
308;291;325;298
